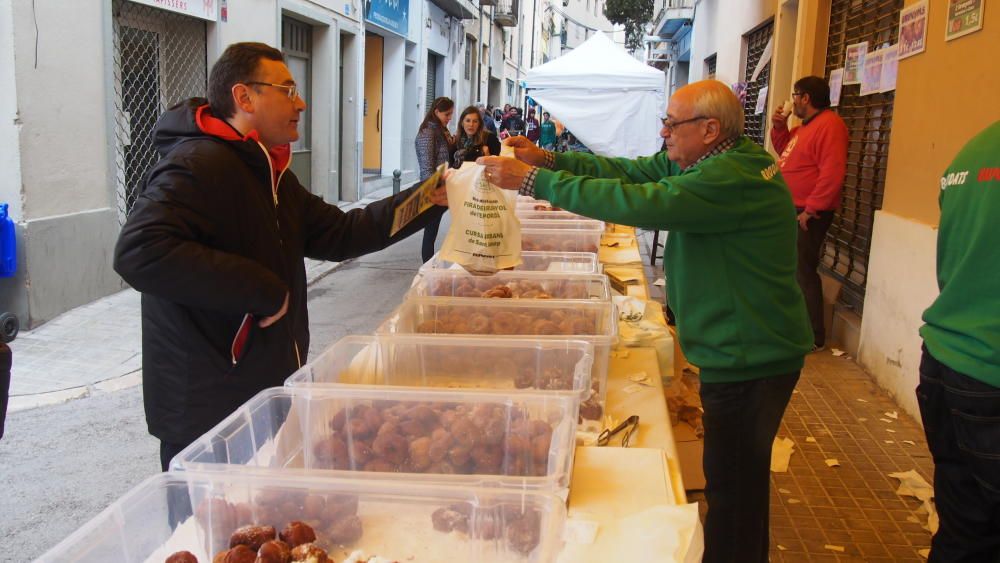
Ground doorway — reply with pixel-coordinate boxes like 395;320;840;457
363;33;384;175
282;17;313;190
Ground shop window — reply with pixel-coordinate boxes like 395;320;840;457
740;20;773;147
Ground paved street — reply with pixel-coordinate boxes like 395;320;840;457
0;213;444;560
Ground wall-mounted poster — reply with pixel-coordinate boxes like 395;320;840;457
946;0;985;41
829;69;845;107
754;85;769;115
844;42;868;85
899;0;929;59
860;48;885;96
879;45;899;93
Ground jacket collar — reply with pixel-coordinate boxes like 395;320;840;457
194;104;292;180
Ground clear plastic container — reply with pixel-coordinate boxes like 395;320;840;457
172;386;579;492
38;471;566;562
521;224;603;254
421;250;600;274
407;270;611;302
286;335;594;402
515;209;597;224
376;298;618;429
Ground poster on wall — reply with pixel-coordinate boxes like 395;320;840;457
946;0;986;41
754;85;769;115
898;0;929;59
879;45;899;93
843;42;868;85
829;69;845;106
860;48;886;96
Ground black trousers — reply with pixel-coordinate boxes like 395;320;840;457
0;343;10;441
917;347;1000;562
421;212;443;263
701;371;801;563
160;439;189;472
796;209;835;347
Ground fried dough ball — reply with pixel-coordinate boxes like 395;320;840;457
229;525;276;550
165;552;198;563
290;543;330;563
327;515;363;545
490;311;520;334
256;539;291;563
279;521;316;548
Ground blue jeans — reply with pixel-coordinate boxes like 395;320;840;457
700;370;801;563
421;212;443;263
917;346;1000;562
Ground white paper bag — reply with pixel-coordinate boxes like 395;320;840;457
439;161;522;274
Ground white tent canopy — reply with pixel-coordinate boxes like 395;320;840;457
523;32;666;158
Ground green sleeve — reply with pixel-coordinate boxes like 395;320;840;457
534;159;747;233
553;150;679;184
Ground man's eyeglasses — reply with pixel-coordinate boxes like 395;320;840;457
245;81;299;100
660;115;708;133
791;91;805;98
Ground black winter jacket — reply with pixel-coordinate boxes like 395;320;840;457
114;99;443;445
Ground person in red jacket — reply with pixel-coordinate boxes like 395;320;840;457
770;76;848;351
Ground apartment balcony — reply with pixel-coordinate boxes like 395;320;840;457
430;0;479;19
492;0;519;26
654;0;694;39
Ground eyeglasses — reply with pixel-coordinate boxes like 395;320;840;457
791;91;804;98
660;115;708;133
245;81;299;100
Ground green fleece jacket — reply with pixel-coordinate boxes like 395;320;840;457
534;137;812;383
920;121;1000;387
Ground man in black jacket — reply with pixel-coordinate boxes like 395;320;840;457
114;42;446;470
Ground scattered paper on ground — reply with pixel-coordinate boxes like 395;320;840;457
777;545;787;551
880;418;894;423
890;470;939;534
787;498;801;504
832;349;846;357
885;411;898;419
903;440;916;446
792;389;799;394
824;545;845;553
825;458;840;467
858;417;868;422
778;488;791;494
771;437;795;473
919;548;930;559
856;398;868;403
805;437;817;443
886;429;896;433
885;440;895;444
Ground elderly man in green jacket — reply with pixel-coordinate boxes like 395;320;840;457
480;79;812;563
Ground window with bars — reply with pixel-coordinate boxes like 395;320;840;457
112;0;207;223
705;53;717;79
741;20;773;146
820;0;901;312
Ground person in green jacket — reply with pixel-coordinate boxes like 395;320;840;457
539;111;557;150
480;79;812;563
917;120;1000;562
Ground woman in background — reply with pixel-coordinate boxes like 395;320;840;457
452;105;501;168
414;96;455;262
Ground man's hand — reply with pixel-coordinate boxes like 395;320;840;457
259;292;289;328
430;176;448;207
477;156;534;190
771;108;789;130
797;211;812;231
503;136;548;166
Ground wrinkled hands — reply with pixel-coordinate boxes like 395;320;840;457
771;108;789;129
475;136;543;191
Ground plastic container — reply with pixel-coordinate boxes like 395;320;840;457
172;386;579;492
376;298;618;429
514;210;595;224
521;224;603;254
38;472;566;562
286;335;594;402
407;270;612;302
421;250;600;274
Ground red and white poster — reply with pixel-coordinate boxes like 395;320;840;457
129;0;218;21
843;42;868;85
898;0;928;59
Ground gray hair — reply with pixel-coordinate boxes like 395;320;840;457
690;80;745;140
